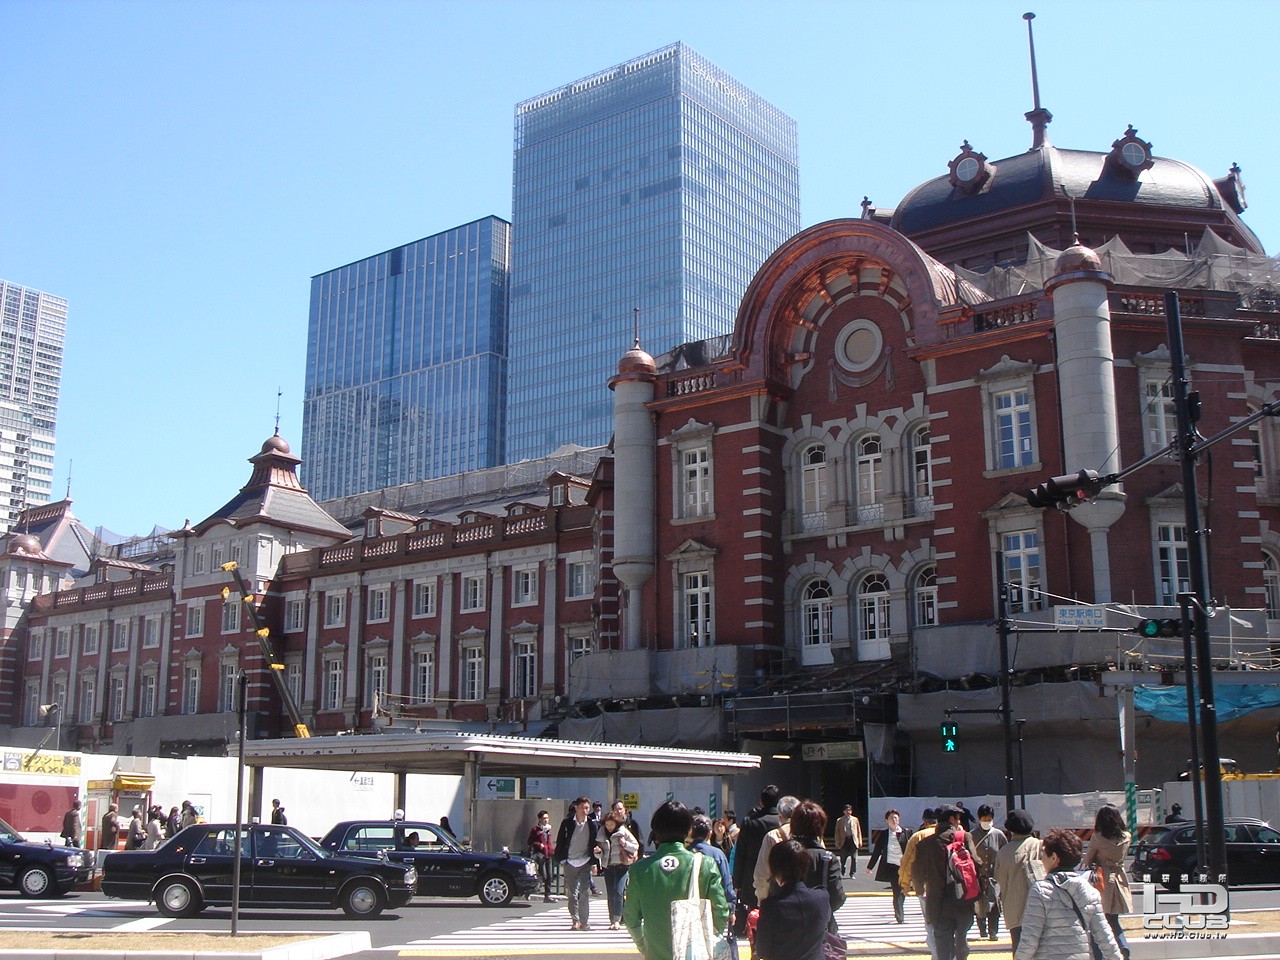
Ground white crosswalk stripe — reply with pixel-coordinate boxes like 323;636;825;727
834;893;930;944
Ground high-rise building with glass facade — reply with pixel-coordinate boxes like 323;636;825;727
504;42;801;462
0;281;64;531
301;217;510;502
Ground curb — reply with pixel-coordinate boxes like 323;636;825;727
0;932;371;960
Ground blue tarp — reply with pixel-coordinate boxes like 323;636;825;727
1134;684;1280;722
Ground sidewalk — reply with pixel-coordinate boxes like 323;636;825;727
0;931;368;960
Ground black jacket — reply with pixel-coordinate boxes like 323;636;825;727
732;804;779;898
793;835;846;916
867;826;909;885
755;880;831;960
554;815;600;866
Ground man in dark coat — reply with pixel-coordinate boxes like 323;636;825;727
730;784;781;927
916;804;981;960
554;796;600;929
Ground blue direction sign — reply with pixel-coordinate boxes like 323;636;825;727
940;722;959;754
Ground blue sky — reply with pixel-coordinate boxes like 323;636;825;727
3;0;1277;537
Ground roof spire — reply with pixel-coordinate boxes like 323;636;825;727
632;306;641;350
274;386;282;436
1022;12;1053;149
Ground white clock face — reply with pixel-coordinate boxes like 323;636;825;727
1121;141;1147;167
956;156;980;182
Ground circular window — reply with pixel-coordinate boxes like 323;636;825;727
1121;140;1147;167
834;319;883;374
956;156;980;182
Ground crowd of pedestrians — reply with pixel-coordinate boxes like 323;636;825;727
57;795;208;853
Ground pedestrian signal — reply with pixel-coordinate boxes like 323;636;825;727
941;722;959;754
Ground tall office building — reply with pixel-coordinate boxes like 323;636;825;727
504;42;801;461
0;281;64;531
301;217;510;502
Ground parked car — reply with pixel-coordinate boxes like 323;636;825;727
1130;817;1280;889
318;819;539;905
0;817;92;897
101;823;416;918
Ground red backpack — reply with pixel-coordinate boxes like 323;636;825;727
945;831;980;901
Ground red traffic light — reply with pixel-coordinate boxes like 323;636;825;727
1025;469;1106;510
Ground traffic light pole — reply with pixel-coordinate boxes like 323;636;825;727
996;551;1016;816
1165;289;1227;886
1178;592;1207;880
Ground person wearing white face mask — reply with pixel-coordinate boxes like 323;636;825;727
972;804;1007;940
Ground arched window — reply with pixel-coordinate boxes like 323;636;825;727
1265;551;1280;620
800;444;828;531
857;573;891;659
855;435;884;524
801;580;833;646
914;565;938;627
911;424;933;510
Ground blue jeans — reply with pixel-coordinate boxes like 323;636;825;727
1105;913;1130;960
604;864;628;923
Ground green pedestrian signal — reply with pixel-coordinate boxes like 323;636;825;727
941;722;959;754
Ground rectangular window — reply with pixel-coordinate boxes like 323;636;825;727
28;629;43;660
325;593;346;627
138;673;157;718
994;388;1034;469
230;540;243;565
1157;523;1190;605
512;567;538;606
285;599;305;633
285;661;302;705
187;604;204;637
219;663;238;712
513;640;537;698
144;617;160;648
82;625;98;655
55;628;69;657
109;676;125;722
412;580;437;617
682;572;713;647
367;586;390;623
461;574;486;612
413;649;435;703
182;665;200;715
681;447;712;518
193;548;207;575
1003;530;1043;612
112;621;128;651
1143;378;1177;453
462;647;484;701
367;653;388;708
566;560;592;600
221;600;240;634
79;677;97;723
569;634;595;663
323;658;343;710
211;543;225;569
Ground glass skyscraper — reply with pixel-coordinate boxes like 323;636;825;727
301;217;510;502
504;42;801;461
0;281;63;530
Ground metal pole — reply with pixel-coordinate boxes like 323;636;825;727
1165;290;1227;885
1016;719;1027;809
995;551;1016;816
231;672;247;935
1179;593;1206;878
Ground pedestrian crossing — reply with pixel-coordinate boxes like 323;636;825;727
389;893;1006;956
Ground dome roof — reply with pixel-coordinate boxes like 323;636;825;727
9;534;41;556
889;142;1260;252
261;434;291;455
1054;241;1103;275
617;345;656;376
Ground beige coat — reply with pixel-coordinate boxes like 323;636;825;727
1080;831;1133;915
834;813;862;850
994;833;1046;928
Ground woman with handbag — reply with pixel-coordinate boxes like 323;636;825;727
596;812;640;929
1015;830;1122;960
1079;805;1133;960
755;839;833;960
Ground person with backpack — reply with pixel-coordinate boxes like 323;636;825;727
917;803;981;960
1015;829;1122;960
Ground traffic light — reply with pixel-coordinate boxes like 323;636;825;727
1024;469;1108;510
941;721;959;754
1135;618;1181;638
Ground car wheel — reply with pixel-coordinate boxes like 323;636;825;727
478;872;514;906
18;866;55;898
341;880;385;918
155;878;203;918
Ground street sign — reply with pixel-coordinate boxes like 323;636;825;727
476;777;517;799
801;741;864;761
622;793;640;811
1054;605;1107;629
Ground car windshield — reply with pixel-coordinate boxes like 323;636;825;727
0;818;22;843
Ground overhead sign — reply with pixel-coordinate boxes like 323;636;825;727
1055;605;1106;629
801;741;864;762
476;777;517;799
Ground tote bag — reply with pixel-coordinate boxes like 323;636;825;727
670;853;732;960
